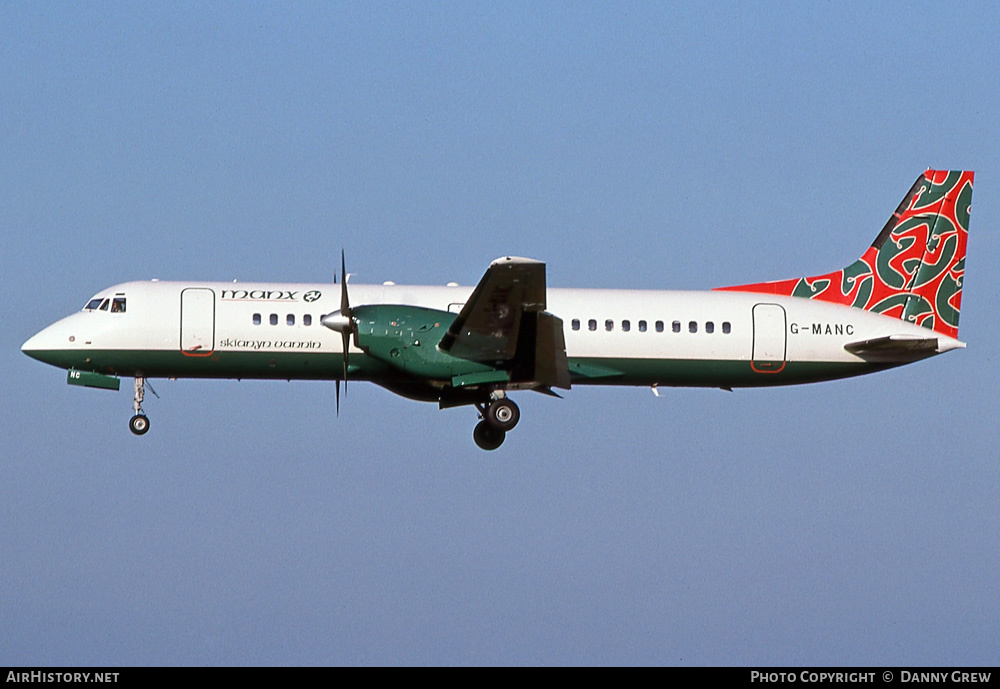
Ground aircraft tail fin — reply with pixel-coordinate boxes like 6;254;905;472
716;170;974;339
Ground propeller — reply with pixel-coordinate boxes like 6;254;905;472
322;249;355;415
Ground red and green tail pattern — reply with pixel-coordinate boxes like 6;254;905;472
716;170;973;339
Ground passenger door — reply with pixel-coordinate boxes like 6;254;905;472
180;288;216;357
751;303;786;373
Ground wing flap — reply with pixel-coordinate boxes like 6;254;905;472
531;311;571;390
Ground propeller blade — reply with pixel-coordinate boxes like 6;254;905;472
341;329;350;396
340;249;351;396
327;249;354;415
340;248;350;316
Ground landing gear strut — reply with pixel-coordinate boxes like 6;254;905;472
129;376;150;436
472;395;520;450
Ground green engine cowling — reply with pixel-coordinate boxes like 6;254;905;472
352;305;509;386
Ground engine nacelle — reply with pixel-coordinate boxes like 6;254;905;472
352;305;506;384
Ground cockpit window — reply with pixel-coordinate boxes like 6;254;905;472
84;295;126;312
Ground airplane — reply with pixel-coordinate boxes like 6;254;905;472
22;169;972;450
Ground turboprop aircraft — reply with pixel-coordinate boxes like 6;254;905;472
22;169;972;450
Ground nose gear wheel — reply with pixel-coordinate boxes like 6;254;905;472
129;414;150;435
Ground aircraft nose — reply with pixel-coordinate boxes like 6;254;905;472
21;331;45;360
21;322;74;368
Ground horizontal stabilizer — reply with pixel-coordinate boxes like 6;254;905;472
843;335;961;362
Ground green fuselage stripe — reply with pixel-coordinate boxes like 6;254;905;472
28;348;891;390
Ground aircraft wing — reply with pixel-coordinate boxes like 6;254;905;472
440;257;546;360
440;256;570;389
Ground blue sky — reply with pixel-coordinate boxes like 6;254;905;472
2;1;998;665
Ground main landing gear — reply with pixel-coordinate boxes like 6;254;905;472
472;395;520;450
129;376;150;436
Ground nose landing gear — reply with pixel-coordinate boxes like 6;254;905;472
472;395;520;450
129;376;150;436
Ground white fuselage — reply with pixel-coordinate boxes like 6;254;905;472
22;279;964;390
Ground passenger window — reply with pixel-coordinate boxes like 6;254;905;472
572;319;580;331
655;321;664;333
722;321;731;334
605;319;614;332
588;319;597;331
304;315;312;326
253;313;261;325
269;314;278;326
705;321;714;334
672;320;681;333
689;321;698;333
622;320;630;332
287;314;295;326
638;320;647;332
